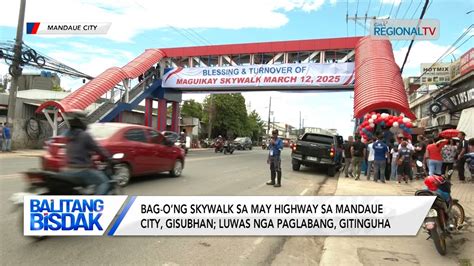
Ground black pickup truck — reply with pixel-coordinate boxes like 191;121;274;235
291;132;343;177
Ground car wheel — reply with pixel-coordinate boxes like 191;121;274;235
292;162;301;171
250;146;252;150
327;166;336;177
114;163;131;187
170;160;183;177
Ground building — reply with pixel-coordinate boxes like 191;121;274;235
17;72;61;91
408;48;474;138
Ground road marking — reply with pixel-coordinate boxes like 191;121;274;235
300;188;309;195
239;237;264;260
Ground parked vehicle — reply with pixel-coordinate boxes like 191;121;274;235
42;123;186;186
415;170;465;255
291;132;343;177
234;137;253;150
223;140;235;155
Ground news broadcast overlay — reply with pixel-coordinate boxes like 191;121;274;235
24;196;127;236
26;22;112;35
23;196;435;236
369;19;440;40
161;63;355;89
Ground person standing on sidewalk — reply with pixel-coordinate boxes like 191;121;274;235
425;138;447;176
390;144;399;181
372;135;389;183
266;129;283;187
441;138;457;176
414;135;427;179
457;132;469;182
0;123;3;152
343;136;354;178
351;135;366;180
397;141;412;184
366;138;375;180
2;122;12;152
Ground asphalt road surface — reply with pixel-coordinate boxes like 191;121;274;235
0;149;332;265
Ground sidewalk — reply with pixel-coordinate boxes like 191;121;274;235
319;176;474;265
0;149;45;158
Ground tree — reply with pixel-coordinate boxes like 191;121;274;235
181;99;203;120
247;110;265;141
203;94;248;139
0;84;5;93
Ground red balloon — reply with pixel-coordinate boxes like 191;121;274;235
398;118;403;124
365;126;372;131
406;122;413;128
376;117;383;123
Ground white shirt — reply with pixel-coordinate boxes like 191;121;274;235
398;142;414;151
391;148;399;161
368;143;375;161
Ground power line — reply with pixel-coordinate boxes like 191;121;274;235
364;0;372;35
355;0;360;36
414;25;473;80
394;0;423;50
401;0;414;19
394;0;403;19
400;0;430;74
388;0;396;18
346;0;349;37
377;0;384;18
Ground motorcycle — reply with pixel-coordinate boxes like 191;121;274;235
10;155;125;240
223;141;235;155
415;170;465;255
215;140;224;153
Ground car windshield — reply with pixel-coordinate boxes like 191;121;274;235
234;138;244;142
302;134;334;144
88;124;121;140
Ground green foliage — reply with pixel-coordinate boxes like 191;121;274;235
181;99;203;120
203;94;264;140
0;84;5;93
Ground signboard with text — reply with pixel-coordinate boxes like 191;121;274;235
162;63;355;90
420;63;451;84
460;48;474;76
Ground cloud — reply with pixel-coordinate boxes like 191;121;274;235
1;0;328;42
393;41;459;77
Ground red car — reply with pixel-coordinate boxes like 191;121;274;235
42;123;186;186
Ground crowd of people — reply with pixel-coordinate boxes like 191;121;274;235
341;131;473;183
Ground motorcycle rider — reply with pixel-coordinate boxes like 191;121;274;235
267;129;284;187
62;111;111;194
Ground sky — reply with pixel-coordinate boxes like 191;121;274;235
0;0;473;138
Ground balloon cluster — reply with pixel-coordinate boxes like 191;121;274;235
358;112;413;143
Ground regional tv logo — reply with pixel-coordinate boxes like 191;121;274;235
370;19;440;40
24;196;127;236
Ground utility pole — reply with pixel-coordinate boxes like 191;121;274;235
267;96;271;135
7;0;26;125
299;111;301;136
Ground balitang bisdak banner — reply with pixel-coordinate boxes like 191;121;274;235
161;63;355;89
23;196;435;236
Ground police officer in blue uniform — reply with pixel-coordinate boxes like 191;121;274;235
267;129;284;187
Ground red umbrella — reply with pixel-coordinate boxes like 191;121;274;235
439;129;460;138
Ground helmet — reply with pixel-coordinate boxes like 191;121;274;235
64;110;88;130
424;175;445;191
